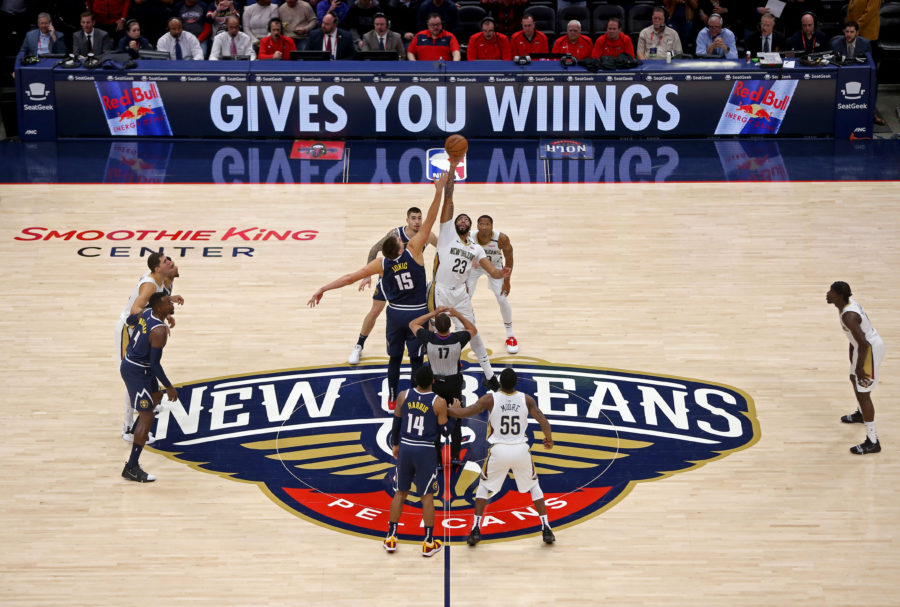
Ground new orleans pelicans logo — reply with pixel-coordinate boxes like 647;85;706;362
150;360;758;543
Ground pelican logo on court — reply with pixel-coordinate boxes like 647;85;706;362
149;362;758;543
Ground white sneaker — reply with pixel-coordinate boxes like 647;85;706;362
506;337;519;354
122;431;156;445
349;344;363;365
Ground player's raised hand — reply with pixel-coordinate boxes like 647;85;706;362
170;295;184;305
308;290;325;307
434;170;450;189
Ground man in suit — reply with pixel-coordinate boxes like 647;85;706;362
18;12;67;58
832;20;872;59
744;12;785;54
360;12;406;56
309;12;357;58
72;11;113;56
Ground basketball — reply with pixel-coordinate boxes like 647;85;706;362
444;134;468;158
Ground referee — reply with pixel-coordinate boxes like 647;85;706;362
409;306;477;467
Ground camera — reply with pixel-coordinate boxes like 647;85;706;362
513;55;531;65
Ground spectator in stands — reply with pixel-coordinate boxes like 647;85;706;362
131;0;176;45
384;0;420;45
88;0;130;37
208;0;241;36
510;14;547;56
744;12;784;54
592;17;634;58
695;13;736;57
243;0;279;45
175;0;212;57
360;12;406;55
73;11;114;56
117;19;154;53
346;0;382;46
19;12;67;57
408;13;460;60
308;11;357;57
157;16;205;58
317;0;351;24
258;16;297;57
551;19;592;60
847;0;880;45
279;0;318;49
416;0;457;32
637;7;682;60
663;0;697;49
786;11;827;53
481;0;526;36
210;14;257;57
467;16;511;60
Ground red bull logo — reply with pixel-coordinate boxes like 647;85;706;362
101;83;161;112
118;105;154;122
716;80;798;136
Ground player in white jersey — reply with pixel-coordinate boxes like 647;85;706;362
467;215;517;354
115;253;182;441
429;174;510;391
348;208;438;365
827;281;885;455
448;368;556;545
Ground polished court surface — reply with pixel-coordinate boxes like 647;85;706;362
1;138;899;606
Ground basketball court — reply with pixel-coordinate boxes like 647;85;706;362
1;140;899;605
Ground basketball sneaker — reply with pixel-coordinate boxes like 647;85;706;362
388;399;396;411
121;463;156;482
383;535;398;553
506;337;519;354
841;410;863;424
466;526;481;546
422;539;443;557
349;344;363;365
542;526;556;544
850;437;881;455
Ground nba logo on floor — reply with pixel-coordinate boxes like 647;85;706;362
426;149;466;181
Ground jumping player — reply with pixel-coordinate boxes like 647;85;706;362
430;173;510;391
349;208;438;365
308;169;452;409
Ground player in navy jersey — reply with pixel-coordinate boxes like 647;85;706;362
349;208;438;365
308;167;455;410
119;293;179;482
384;365;451;557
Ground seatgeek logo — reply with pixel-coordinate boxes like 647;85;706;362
149;360;759;543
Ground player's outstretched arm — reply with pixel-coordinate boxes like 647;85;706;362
448;393;492;418
308;259;383;307
439;160;459;223
526;394;552;449
409;171;450;259
479;257;510;280
498;231;513;296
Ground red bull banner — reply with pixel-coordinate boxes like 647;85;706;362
95;81;173;136
715;80;798;135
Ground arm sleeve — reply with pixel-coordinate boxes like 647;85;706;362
149;346;173;388
391;415;402;445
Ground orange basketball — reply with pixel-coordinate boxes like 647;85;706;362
444;134;468;158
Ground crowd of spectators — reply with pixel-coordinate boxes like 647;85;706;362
5;0;889;64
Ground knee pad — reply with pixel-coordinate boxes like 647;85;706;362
530;483;544;501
